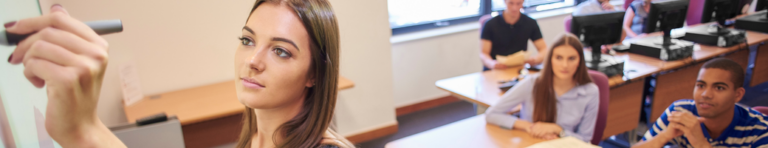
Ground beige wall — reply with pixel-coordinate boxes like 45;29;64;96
328;0;398;135
43;0;251;128
45;0;396;137
391;14;571;107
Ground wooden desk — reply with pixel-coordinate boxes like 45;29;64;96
436;56;653;140
646;30;768;121
602;21;768;122
123;76;354;148
437;56;657;106
434;21;768;142
385;115;545;148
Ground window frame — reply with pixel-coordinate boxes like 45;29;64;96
390;0;578;35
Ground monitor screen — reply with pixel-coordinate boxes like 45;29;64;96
571;11;625;47
702;0;742;23
644;0;689;33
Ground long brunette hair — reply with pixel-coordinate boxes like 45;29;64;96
532;33;593;123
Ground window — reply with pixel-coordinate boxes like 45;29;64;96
492;0;570;11
492;0;507;11
390;0;577;35
389;0;482;29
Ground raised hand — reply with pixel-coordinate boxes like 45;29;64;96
5;4;125;148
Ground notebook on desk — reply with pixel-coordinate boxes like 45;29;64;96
526;137;600;148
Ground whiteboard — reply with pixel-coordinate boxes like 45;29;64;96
0;0;62;147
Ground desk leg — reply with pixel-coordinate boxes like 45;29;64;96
752;43;768;87
603;79;644;140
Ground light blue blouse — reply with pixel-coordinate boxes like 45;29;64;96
485;73;600;142
628;0;649;39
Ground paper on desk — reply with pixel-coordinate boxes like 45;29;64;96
120;63;145;106
526;137;601;148
496;51;527;67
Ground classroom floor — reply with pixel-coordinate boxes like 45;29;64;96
358;101;477;148
212;101;479;148
357;100;642;148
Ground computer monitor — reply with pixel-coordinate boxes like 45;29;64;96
570;11;625;67
735;0;767;33
701;0;742;25
644;0;689;46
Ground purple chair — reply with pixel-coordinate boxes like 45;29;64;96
565;16;573;33
687;0;706;26
624;0;635;10
753;106;768;115
479;14;493;30
588;70;610;145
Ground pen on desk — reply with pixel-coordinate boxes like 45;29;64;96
0;19;122;46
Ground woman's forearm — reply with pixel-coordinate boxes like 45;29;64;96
513;120;533;132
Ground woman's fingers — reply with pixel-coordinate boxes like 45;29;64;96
22;58;69;89
6;11;101;43
530;128;550;137
20;40;80;87
532;132;542;138
20;39;101;94
7;4;120;148
6;7;107;63
543;134;557;140
9;14;107;63
18;29;101;66
22;67;46;88
49;4;70;16
24;40;88;67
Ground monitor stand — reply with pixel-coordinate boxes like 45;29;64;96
584;50;625;77
735;10;768;34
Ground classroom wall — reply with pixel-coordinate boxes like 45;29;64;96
45;0;397;137
42;0;252;128
327;0;398;136
391;14;570;107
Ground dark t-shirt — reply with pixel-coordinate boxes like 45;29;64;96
480;13;543;60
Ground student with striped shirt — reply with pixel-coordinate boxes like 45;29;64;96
633;58;768;148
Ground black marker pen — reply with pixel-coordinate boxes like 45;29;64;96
0;19;122;46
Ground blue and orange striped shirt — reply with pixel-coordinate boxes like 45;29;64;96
643;99;768;148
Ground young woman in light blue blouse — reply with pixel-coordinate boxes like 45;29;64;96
485;33;600;142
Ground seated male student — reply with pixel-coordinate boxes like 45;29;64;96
573;0;622;15
633;58;768;148
481;0;548;71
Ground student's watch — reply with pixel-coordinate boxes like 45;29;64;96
559;130;566;138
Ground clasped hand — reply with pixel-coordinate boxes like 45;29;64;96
527;122;562;140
